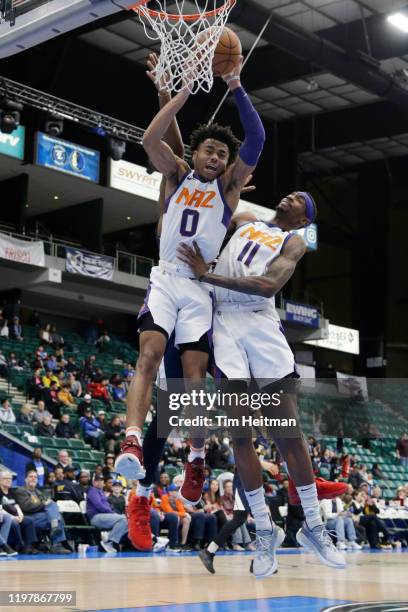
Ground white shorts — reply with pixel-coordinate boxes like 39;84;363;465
213;308;296;385
139;264;213;347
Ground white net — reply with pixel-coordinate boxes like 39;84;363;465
133;1;236;95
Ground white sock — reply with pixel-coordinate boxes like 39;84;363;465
244;486;272;531
188;447;205;462
295;483;322;529
136;483;151;498
207;541;218;554
126;427;142;446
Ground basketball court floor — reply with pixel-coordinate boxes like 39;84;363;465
1;549;407;612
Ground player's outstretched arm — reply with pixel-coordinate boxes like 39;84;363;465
222;57;266;208
177;236;306;298
143;88;190;180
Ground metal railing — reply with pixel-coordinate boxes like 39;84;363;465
0;229;155;279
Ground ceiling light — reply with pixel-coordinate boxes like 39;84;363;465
53;195;59;200
0;99;23;134
387;13;408;33
126;216;132;221
45;113;64;137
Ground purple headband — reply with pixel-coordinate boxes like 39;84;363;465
298;192;315;225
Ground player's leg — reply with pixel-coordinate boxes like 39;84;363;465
198;510;249;574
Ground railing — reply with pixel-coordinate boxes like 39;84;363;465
0;229;155;279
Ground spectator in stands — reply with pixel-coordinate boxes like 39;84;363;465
154;472;171;498
8;352;24;371
10;316;23;341
0;490;17;556
320;497;361;550
36;415;55;438
203;479;228;532
58;383;76;410
43;381;62;418
51;325;64;349
39;323;53;345
56;449;79;472
160;484;191;549
0;469;38;554
45;354;58;373
43;472;57;500
87;377;112;408
348;465;365;490
96;330;111;350
28;368;45;402
96;410;108;434
1;319;9;338
17;404;34;425
102;454;117;480
349;491;391;549
54;467;64;485
14;470;70;554
206;434;232;470
54;466;83;503
107;481;126;514
0;398;16;423
220;479;252;551
35;345;48;362
0;307;4;327
33;400;52;424
397;432;408;469
105;415;124;454
42;369;59;389
68;373;82;398
145;490;180;550
122;363;135;380
80;407;103;450
55;348;66;368
111;382;127;403
395;486;408;507
55;414;77;439
78;470;90;497
0;350;8;378
66;356;79;374
372;463;385;481
86;474;128;553
82;355;97;380
77;393;93;417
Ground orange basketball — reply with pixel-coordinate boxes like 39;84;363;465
213;27;242;77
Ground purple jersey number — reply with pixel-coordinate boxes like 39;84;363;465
237;240;261;266
180;209;199;237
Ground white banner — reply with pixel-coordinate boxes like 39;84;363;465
305;323;360;355
109;159;162;201
0;233;45;267
336;371;368;401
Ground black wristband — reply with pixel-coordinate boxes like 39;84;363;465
198;274;208;282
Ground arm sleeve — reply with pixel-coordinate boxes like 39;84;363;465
232;86;266;167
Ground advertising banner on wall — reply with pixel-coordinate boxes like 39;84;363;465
65;247;114;281
0;233;44;266
109;159;162;200
0;125;25;160
305;324;360;355
285;300;320;328
36;132;100;182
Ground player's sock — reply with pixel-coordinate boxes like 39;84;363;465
136;483;151;498
244;486;272;531
126;426;142;446
188;446;205;462
207;541;219;554
295;482;322;529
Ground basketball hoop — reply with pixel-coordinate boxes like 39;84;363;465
130;1;237;94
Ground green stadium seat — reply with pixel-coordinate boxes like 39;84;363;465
76;450;93;461
82;462;98;471
37;437;56;448
54;438;71;448
67;439;86;449
2;423;19;435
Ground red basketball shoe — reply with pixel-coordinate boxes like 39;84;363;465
114;436;146;480
179;458;205;505
127;495;152;552
288;477;348;505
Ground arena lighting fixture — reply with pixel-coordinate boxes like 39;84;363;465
45;113;64;137
387;12;408;33
53;195;59;200
0;98;23;134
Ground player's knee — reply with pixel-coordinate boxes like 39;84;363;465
137;346;163;375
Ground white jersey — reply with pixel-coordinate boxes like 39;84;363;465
214;221;293;311
160;171;231;269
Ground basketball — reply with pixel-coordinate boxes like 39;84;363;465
212;27;242;76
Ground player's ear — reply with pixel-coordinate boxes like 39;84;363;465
192;150;197;166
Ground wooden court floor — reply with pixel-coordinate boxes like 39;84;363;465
0;550;406;612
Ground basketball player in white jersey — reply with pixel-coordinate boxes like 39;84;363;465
178;193;347;576
115;55;266;508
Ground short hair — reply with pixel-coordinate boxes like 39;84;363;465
26;470;38;478
0;469;12;479
190;123;240;164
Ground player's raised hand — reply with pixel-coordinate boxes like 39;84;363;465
177;241;209;279
146;52;170;96
222;55;243;88
241;173;256;194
